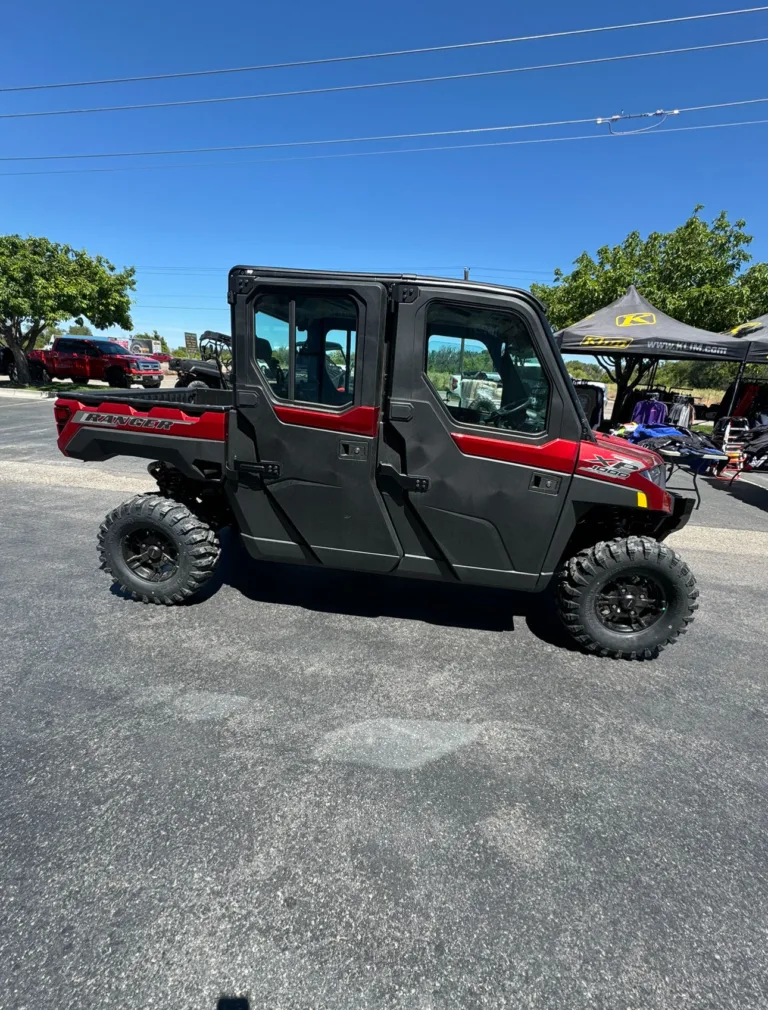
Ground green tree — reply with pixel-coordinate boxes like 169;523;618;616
0;235;135;384
67;323;93;336
532;208;768;419
565;359;610;382
37;325;63;348
653;359;768;394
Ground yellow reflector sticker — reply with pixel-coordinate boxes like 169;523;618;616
637;491;648;509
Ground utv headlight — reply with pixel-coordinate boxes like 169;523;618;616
642;463;666;488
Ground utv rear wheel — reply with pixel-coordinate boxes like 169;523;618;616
98;494;220;604
557;536;698;659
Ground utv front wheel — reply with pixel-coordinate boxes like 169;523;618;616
557;536;698;659
98;494;220;604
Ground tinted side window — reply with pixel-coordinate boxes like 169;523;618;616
425;302;550;435
56;339;74;352
255;293;357;406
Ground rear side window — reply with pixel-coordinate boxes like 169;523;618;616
254;292;357;406
56;339;74;352
425;301;550;434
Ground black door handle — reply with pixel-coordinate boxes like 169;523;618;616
378;463;430;492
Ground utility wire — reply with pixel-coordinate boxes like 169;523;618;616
1;37;766;121
4;96;765;163
0;115;600;161
1;117;766;177
2;6;766;93
678;95;768;112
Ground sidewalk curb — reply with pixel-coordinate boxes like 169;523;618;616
0;388;56;400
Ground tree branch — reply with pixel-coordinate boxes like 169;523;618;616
22;320;44;352
596;355;618;383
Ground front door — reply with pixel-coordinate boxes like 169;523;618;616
382;287;581;590
229;273;402;571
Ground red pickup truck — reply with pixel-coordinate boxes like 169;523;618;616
28;337;163;388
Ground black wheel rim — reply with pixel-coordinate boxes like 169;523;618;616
595;572;668;634
121;526;179;583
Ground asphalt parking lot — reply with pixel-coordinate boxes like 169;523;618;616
2;397;768;1010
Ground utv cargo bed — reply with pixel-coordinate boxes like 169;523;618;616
54;387;231;481
54;386;232;410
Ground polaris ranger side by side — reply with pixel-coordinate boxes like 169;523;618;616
53;267;698;659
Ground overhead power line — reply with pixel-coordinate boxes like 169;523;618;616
4;96;766;163
1;37;766;121
1;6;766;95
2;117;766;177
0;116;600;161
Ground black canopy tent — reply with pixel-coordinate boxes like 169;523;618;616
556;286;750;421
557;285;750;361
722;314;768;415
732;314;768;364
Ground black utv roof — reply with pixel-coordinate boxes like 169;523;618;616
228;266;547;316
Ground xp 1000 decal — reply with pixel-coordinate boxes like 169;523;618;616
580;453;645;480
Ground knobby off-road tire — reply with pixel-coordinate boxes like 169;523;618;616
557;536;698;660
98;494;220;604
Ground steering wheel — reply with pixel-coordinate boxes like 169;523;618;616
485;397;531;427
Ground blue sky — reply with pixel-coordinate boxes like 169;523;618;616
2;0;767;347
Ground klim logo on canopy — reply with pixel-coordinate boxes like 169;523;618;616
580;336;634;349
616;313;657;327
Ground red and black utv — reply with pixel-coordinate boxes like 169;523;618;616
53;267;697;659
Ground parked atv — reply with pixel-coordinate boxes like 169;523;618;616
53;266;698;659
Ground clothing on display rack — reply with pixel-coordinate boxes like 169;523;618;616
631;394;668;425
668;395;694;428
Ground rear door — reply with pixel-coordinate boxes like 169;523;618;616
68;340;90;382
229;273;402;571
382;286;582;590
52;338;75;378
